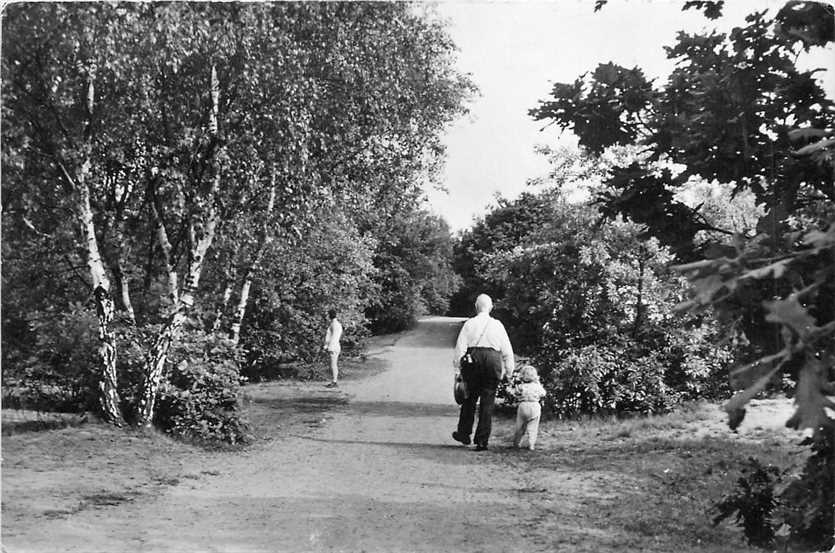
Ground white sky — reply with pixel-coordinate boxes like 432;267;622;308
424;0;835;231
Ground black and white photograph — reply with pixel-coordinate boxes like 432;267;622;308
1;1;834;551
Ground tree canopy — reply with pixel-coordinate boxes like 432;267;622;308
2;2;473;430
530;0;834;435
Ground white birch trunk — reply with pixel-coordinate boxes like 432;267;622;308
116;266;136;325
136;198;219;426
68;74;124;425
112;219;137;325
230;278;252;345
149;193;179;306
230;172;277;346
136;65;221;426
76;177;124;425
212;277;234;333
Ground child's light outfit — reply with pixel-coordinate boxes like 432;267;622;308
513;381;546;450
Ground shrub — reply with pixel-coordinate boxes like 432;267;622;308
773;432;835;551
473;199;733;418
714;433;835;551
366;283;425;334
537;342;672;418
154;329;251;446
242;213;377;374
110;322;164;421
713;457;781;548
2;312;252;445
660;314;734;400
1;305;100;413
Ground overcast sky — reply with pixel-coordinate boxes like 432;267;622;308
424;0;835;232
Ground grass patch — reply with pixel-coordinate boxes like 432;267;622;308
243;352;388;383
492;399;804;552
2;410;89;436
1;417;204;533
1;379;353;540
240;380;352;440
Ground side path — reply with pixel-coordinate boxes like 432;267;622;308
10;317;556;553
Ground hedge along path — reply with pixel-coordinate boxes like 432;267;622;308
6;316;753;553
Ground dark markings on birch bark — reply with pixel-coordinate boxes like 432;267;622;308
212;278;234;333
75;153;124;423
135;64;221;426
94;284;123;425
136;314;178;426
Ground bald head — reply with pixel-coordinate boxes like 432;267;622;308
474;294;493;314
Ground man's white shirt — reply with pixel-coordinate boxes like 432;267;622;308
453;313;515;373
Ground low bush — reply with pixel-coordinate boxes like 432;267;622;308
1;306;100;413
713;457;781;548
2;308;251;445
154;329;251;446
536;343;672;418
366;284;425;334
481;211;732;418
713;431;835;551
242;213;376;371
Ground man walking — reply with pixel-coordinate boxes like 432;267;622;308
452;294;514;451
324;309;343;388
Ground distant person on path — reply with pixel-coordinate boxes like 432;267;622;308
512;365;546;451
324;309;343;388
452;293;515;451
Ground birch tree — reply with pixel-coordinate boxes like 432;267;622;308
2;4;128;424
3;2;474;427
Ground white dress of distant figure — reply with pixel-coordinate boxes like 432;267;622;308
324;309;343;388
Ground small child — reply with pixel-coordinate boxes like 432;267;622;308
512;365;546;451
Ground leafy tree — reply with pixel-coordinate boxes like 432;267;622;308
366;207;460;332
1;3;152;424
532;0;834;545
531;0;834;435
2;3;473;432
241;209;378;376
203;2;473;342
450;190;562;315
475;191;732;415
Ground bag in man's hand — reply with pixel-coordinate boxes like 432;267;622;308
454;373;468;405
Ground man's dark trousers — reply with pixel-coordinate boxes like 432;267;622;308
457;347;503;447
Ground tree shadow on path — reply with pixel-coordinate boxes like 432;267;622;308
346;400;457;418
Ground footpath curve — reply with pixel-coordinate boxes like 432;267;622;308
11;316;558;553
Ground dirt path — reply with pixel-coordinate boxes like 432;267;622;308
5;317;558;553
4;316;799;553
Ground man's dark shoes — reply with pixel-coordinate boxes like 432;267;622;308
474;442;488;451
452;431;471;445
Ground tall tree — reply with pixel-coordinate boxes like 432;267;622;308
2;4;136;424
532;5;834;541
531;0;834;435
2;2;474;425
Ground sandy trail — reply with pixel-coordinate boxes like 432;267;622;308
8;316;556;553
